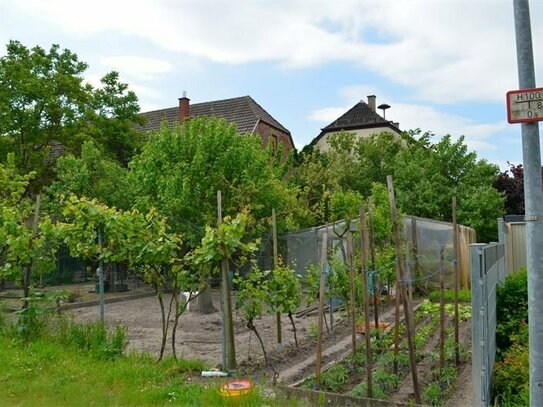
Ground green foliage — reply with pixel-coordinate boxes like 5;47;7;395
13;291;53;340
351;382;388;400
496;268;528;354
0;40;141;189
55;319;127;360
493;342;529;406
191;210;258;267
234;266;268;326
293;129;503;242
428;288;471;303
46;141;132;212
319;364;349;392
422;382;443;406
266;260;301;315
130;116;293;247
0;159;59;287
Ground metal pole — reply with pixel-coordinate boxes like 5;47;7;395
513;1;543;405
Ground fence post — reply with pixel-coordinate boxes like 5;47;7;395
471;243;485;407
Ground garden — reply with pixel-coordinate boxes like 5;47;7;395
0;40;509;406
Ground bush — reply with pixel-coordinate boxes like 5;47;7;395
493;342;529;405
496;268;528;355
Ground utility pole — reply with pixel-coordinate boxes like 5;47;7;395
512;1;543;405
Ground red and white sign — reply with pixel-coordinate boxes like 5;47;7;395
507;87;543;124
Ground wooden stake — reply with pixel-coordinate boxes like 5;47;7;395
315;227;328;388
360;204;373;398
272;209;282;345
452;197;460;366
218;190;236;371
368;197;379;328
23;194;41;307
387;175;421;404
439;244;446;374
347;232;357;354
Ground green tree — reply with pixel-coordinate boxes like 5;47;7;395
130;117;292;246
392;134;503;242
0;40;142;190
0;155;58;303
46;141;132;212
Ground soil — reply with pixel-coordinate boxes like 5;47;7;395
69;287;325;368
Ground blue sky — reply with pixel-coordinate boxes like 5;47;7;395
1;0;542;171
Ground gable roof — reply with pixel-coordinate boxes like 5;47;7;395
310;100;401;146
136;95;291;136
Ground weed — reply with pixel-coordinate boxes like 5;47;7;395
422;382;442;406
320;364;349;392
351;382;387;400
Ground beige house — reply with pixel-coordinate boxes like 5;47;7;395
310;95;401;152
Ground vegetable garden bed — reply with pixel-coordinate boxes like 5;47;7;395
296;300;471;406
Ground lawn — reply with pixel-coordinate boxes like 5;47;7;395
0;332;302;406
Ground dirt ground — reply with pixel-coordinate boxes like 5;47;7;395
69;288;321;367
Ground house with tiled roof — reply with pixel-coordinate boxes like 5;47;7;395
310;95;401;152
136;93;295;156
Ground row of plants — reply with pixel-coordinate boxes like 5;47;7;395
299;298;471;404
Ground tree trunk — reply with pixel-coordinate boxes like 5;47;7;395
248;320;268;365
194;285;217;314
288;312;298;347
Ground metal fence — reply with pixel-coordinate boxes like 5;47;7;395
471;242;506;407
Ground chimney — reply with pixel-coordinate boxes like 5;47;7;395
367;95;376;112
178;90;190;123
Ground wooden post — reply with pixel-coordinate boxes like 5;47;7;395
452;197;460;365
272;209;282;346
347;232;357;354
368;197;379;328
439;245;446;374
360;204;373;398
387;175;421;404
23;195;41;308
315;228;328;388
218;190;236;371
411;218;419;282
97;227;105;324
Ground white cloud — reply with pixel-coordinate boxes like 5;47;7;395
307;106;348;123
5;0;542;106
100;56;172;81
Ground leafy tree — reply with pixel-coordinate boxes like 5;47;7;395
494;162;543;216
495;163;525;215
0;40;142;190
392;134;504;242
46;141;132;212
0;155;58;303
130;116;294;313
56;195;194;361
130;117;292;246
295;129;503;242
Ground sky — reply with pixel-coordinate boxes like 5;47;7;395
1;0;542;171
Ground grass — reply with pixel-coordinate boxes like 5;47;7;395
0;313;311;406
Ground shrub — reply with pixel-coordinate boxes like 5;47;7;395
492;342;529;405
496;268;528;354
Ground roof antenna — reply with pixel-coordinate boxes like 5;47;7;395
378;103;391;119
